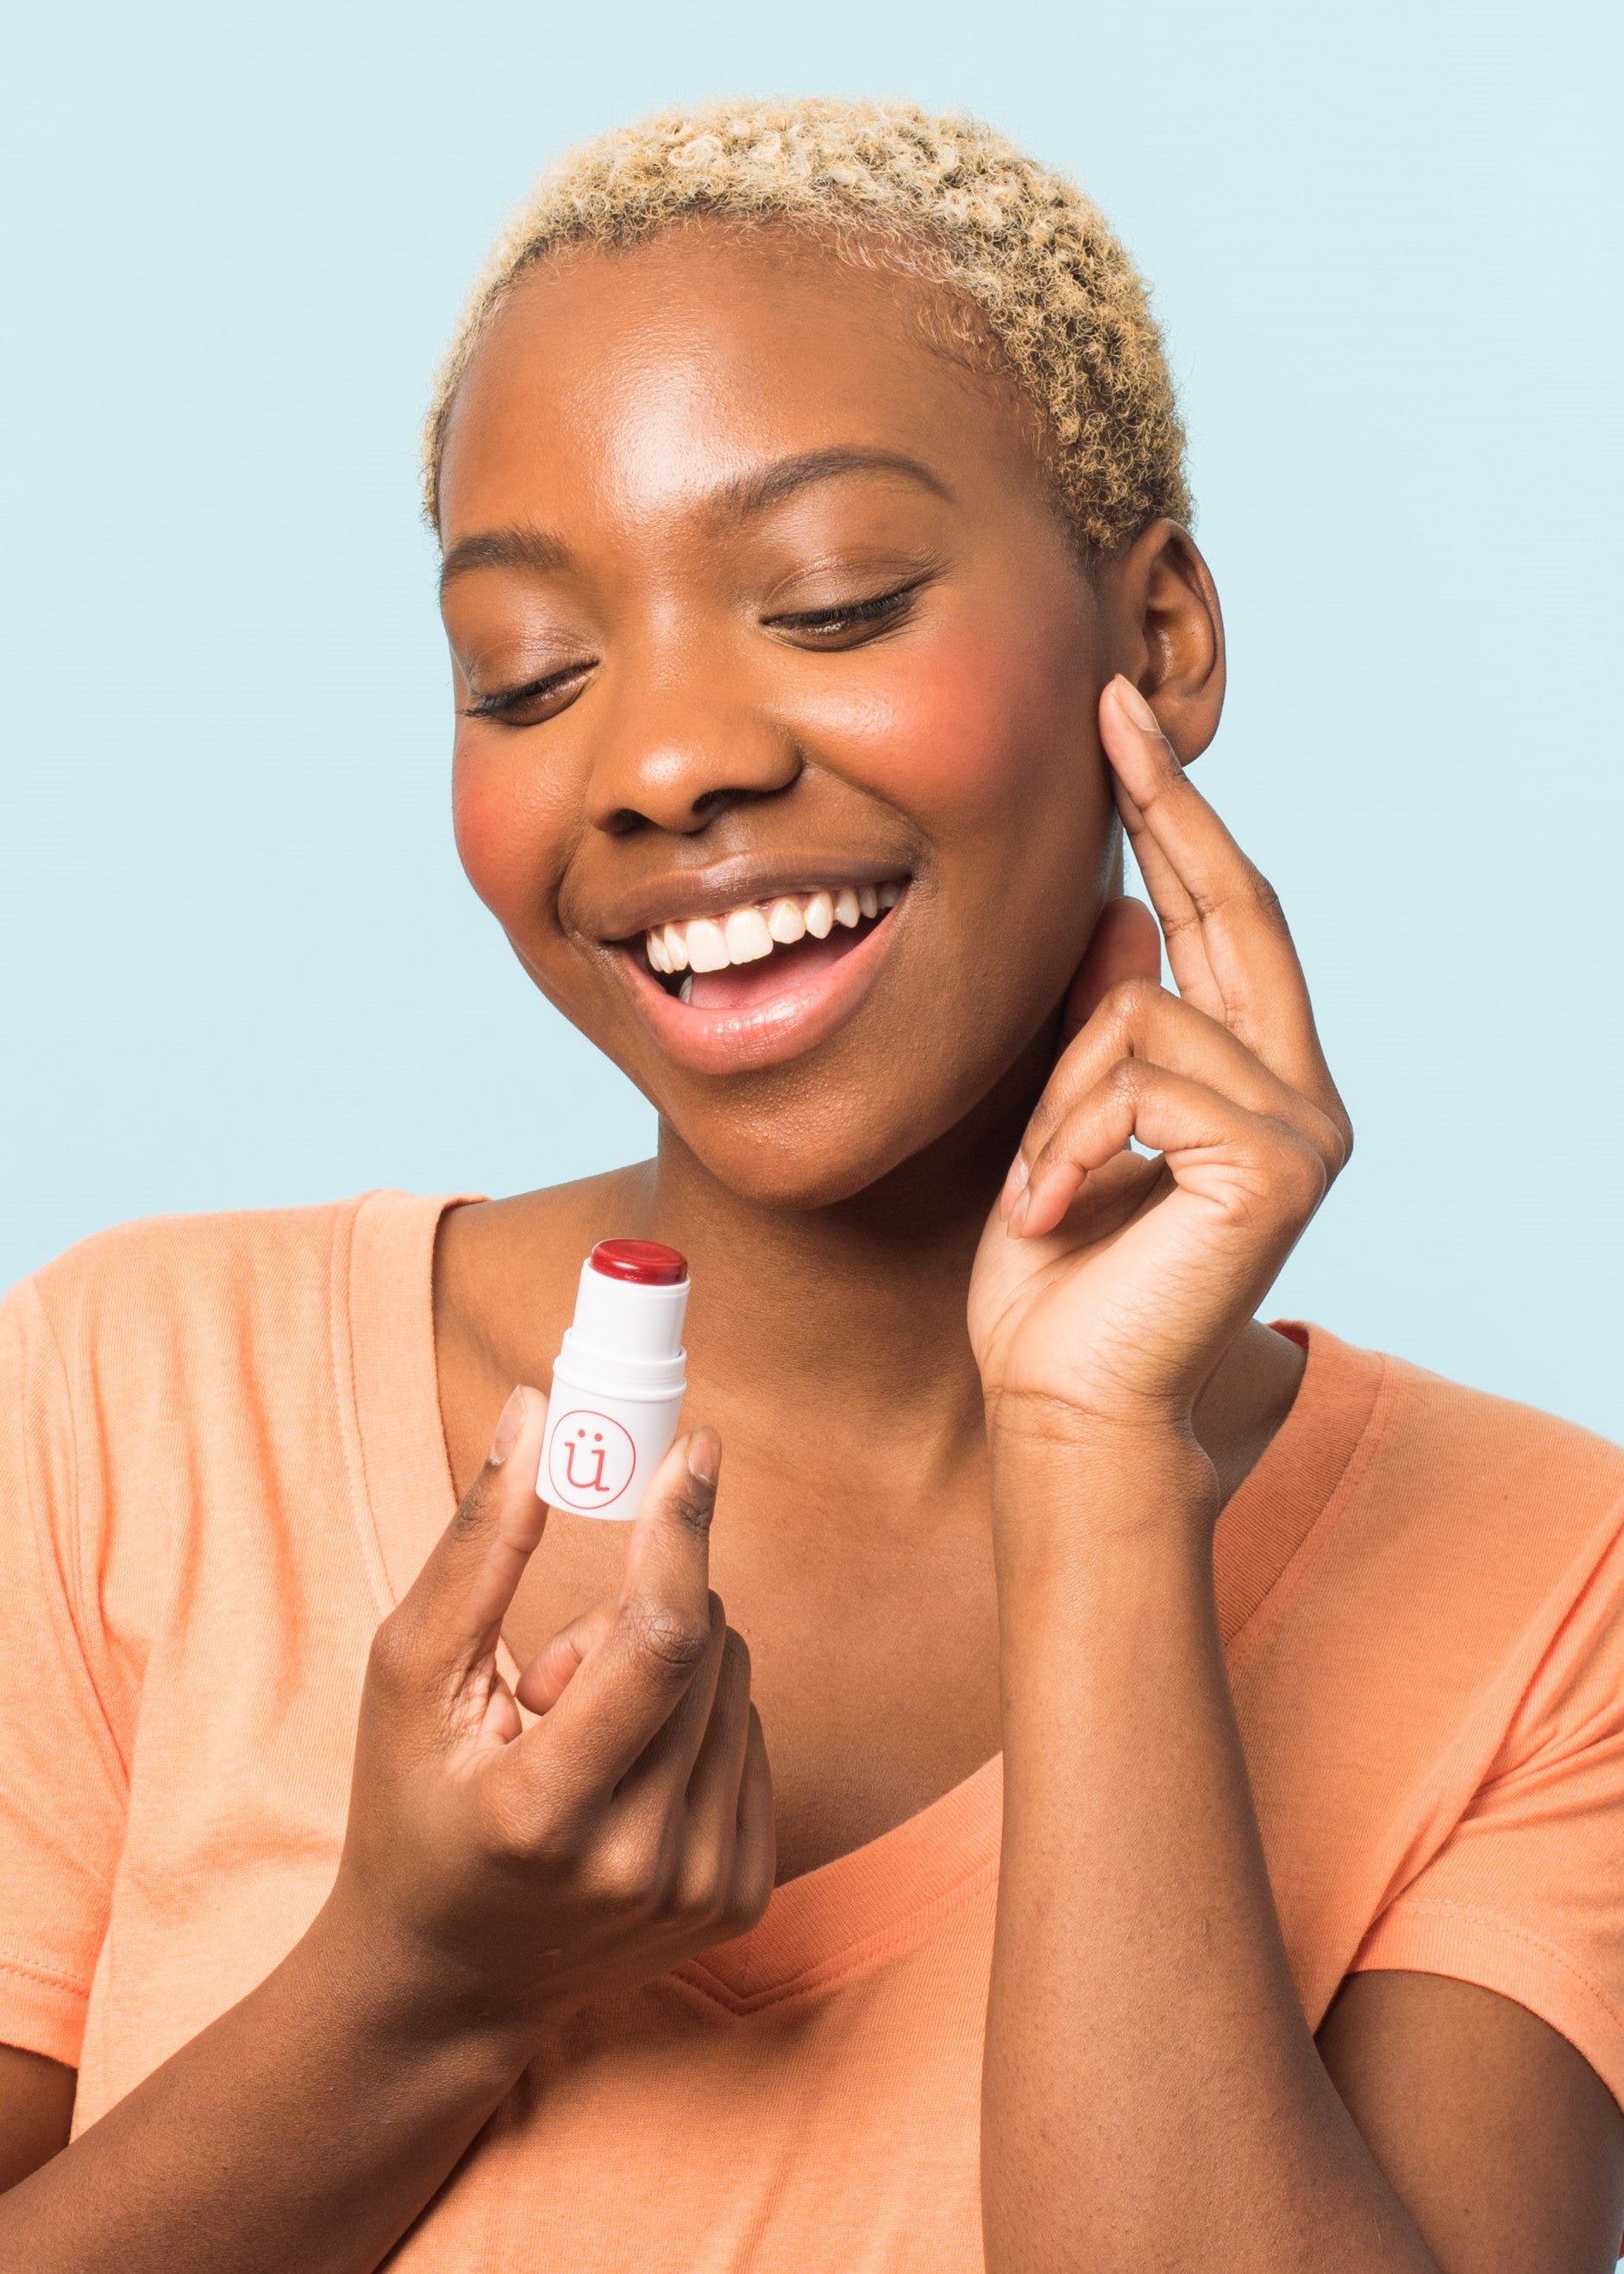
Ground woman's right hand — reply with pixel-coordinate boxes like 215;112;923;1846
328;1391;774;2039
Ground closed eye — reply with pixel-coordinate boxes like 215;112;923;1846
460;660;595;726
763;580;925;645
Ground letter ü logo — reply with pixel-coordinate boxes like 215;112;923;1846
544;1409;638;1513
565;1429;609;1493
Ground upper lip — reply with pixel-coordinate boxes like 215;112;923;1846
588;855;912;942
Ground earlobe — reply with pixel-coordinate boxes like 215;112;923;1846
1112;519;1226;767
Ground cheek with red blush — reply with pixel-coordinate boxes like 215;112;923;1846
451;740;571;942
812;616;1106;842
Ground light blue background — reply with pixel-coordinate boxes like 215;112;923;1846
4;0;1620;1438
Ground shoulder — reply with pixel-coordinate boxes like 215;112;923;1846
1244;1329;1624;1771
19;1191;392;1360
1244;1339;1624;2032
6;1190;453;1447
1362;1347;1624;1584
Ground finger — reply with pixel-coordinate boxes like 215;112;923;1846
614;1591;730;1800
1100;686;1220;1021
513;1599;618;1715
523;1428;722;1789
625;1615;749;1919
730;1706;776;1926
1100;676;1345;1123
1059;895;1162;1046
681;1624;755;1843
1015;1058;1329;1242
1008;977;1348;1227
389;1385;550;1685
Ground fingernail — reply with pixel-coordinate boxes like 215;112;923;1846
999;1152;1030;1217
1110;675;1160;734
488;1386;525;1467
1007;1189;1031;1237
687;1429;721;1487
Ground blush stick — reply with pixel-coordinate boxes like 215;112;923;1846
538;1240;690;1521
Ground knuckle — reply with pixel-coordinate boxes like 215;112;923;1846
662;1476;717;1540
593;1823;665;1914
477;1761;593;1872
1250;868;1284;920
718;1623;751;1684
448;1473;493;1545
676;1844;732;1922
729;1849;775;1934
623;1597;712;1677
1103;973;1161;1030
1307;1102;1354;1177
476;1779;546;1867
1330;1102;1356;1167
1106;1055;1147;1108
365;1611;416;1693
1270;1124;1329;1210
1159;905;1203;947
1191;864;1283;928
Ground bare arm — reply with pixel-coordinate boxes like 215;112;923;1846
970;674;1624;2271
0;2048;74;2192
0;1907;533;2274
1320;1972;1624;2271
988;1442;1624;2272
0;1398;771;2272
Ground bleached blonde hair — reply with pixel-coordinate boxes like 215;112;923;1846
423;96;1190;550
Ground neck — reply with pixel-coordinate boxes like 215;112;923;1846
642;1064;1040;1497
444;1026;1304;1519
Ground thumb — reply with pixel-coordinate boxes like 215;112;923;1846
395;1385;551;1686
1061;895;1161;1046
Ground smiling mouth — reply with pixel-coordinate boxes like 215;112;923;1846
637;879;906;1014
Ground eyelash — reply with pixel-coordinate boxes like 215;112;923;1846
461;581;924;724
461;664;589;722
764;579;924;638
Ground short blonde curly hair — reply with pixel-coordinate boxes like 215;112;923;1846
423;96;1190;550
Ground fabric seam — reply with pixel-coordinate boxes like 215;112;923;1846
1354;1892;1624;2038
674;1850;1000;2016
1226;1350;1399;1675
0;1944;91;2000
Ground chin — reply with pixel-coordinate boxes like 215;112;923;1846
655;1047;1032;1218
662;1105;931;1214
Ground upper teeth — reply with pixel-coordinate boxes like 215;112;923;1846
644;880;901;977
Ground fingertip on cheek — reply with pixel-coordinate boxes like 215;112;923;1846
1107;674;1159;736
998;1151;1030;1218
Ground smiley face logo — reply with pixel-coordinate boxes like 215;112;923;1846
544;1410;638;1511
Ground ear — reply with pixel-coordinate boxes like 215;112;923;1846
1100;519;1226;765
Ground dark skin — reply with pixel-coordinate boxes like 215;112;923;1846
0;222;1619;2273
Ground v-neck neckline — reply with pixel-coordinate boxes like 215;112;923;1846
338;1188;1386;2012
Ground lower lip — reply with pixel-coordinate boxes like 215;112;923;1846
612;903;906;1076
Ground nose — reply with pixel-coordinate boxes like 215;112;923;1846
583;665;803;837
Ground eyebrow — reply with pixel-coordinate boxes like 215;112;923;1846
439;525;569;591
711;445;953;521
438;446;952;591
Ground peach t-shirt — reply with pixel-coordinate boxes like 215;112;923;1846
3;1190;1624;2270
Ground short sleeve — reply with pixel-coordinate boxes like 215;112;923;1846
0;1278;128;2066
1348;1510;1624;2109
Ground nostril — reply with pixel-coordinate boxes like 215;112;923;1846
690;784;777;822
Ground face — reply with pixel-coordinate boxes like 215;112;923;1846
436;224;1131;1209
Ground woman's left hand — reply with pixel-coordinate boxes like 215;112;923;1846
968;674;1353;1464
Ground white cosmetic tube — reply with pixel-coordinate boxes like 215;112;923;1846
539;1240;690;1521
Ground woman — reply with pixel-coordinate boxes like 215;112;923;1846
1;97;1621;2272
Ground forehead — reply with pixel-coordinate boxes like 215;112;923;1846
436;222;1050;540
